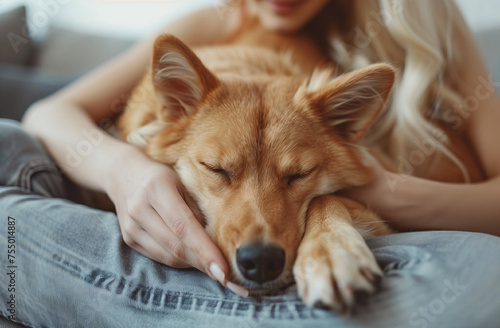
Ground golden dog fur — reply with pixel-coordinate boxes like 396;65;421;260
118;20;481;311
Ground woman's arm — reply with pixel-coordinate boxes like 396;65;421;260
343;21;500;236
22;7;244;292
23;7;239;188
458;22;500;180
357;171;500;236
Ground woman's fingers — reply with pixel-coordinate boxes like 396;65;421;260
112;162;246;295
150;185;229;284
120;215;191;268
134;206;204;270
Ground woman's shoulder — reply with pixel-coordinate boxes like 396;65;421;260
157;5;243;47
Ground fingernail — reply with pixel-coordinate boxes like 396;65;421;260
227;281;249;298
209;262;225;284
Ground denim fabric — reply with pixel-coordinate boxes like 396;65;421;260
1;118;499;328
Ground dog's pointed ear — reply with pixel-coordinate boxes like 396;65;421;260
306;64;395;143
152;34;219;120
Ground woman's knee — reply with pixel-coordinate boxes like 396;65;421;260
0;118;27;137
0;119;43;153
0;118;52;169
0;118;56;163
0;119;63;193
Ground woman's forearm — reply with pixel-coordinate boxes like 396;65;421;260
384;173;500;236
22;100;135;193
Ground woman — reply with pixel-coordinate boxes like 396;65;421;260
1;0;499;327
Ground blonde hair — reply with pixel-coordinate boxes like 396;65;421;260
343;0;470;180
226;0;472;180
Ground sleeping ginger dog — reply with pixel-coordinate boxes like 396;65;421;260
118;25;480;311
118;31;394;312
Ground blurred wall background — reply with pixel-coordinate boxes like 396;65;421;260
1;0;500;40
0;0;216;40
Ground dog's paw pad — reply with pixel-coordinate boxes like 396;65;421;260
294;233;382;312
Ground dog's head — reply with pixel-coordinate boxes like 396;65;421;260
128;35;395;291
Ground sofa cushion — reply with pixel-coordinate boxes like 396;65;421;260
35;27;134;74
0;6;32;66
0;63;75;121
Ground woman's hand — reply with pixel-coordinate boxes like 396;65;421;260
341;156;500;236
104;146;249;294
339;159;425;231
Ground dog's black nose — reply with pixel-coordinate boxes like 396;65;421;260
236;243;285;284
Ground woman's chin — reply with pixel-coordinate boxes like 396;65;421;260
259;16;306;33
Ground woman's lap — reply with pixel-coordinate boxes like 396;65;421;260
1;119;499;328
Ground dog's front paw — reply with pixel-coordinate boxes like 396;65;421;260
293;226;382;313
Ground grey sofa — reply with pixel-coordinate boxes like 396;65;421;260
0;6;134;122
1;6;500;123
1;6;499;122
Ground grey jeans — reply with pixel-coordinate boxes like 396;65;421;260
1;118;499;328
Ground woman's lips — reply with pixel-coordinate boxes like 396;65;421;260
265;0;303;15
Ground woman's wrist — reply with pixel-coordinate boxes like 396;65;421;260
381;172;436;231
102;140;142;198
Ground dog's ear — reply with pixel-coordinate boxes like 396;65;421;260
152;34;219;120
307;64;395;143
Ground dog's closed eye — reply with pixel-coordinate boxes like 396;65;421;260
285;167;317;186
287;173;306;185
200;162;231;183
